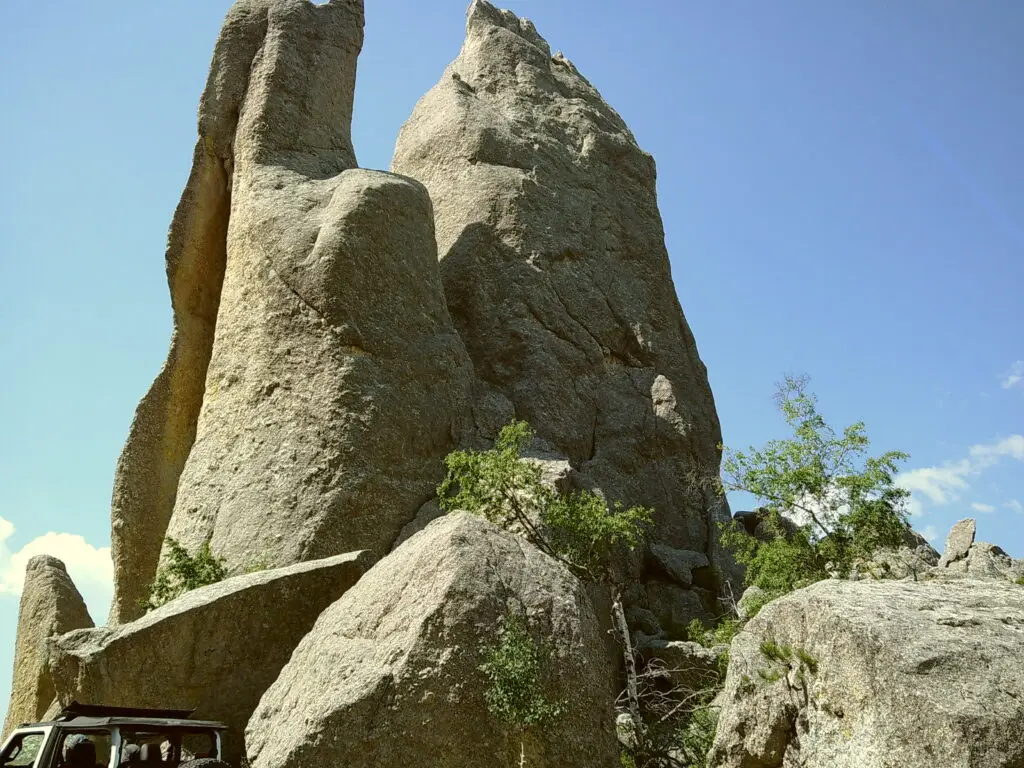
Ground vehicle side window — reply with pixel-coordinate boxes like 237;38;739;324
2;733;44;768
57;733;111;768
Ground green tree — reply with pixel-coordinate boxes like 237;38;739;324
438;420;651;581
141;537;228;612
719;375;911;596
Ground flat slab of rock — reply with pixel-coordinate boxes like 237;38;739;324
246;513;619;768
2;556;93;737
48;551;373;765
710;579;1024;768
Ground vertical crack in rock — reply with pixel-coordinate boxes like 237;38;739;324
391;1;727;575
112;0;475;623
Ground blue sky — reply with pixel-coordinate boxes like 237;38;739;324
1;0;1021;716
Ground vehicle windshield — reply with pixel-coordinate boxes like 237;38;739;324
116;731;216;768
1;732;45;768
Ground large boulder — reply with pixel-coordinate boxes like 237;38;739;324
48;551;374;766
709;579;1024;768
2;556;93;737
246;513;620;768
110;0;475;622
391;1;726;565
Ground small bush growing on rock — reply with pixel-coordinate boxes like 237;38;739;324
718;375;911;598
438;420;652;580
141;537;228;612
479;614;564;729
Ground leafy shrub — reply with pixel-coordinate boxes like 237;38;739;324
141;537;228;612
479;614;563;729
438;420;651;580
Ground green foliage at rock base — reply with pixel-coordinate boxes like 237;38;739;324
438;420;652;580
478;614;564;730
141;537;228;612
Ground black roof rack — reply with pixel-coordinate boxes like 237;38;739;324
58;702;195;721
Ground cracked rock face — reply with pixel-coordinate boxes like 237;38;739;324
110;0;474;622
709;579;1024;768
2;556;93;737
391;0;725;560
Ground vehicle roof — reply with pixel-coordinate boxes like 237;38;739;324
15;703;226;731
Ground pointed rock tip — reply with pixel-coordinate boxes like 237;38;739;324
26;554;68;573
466;0;551;57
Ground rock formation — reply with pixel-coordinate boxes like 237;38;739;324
48;551;373;765
391;1;726;568
2;556;93;737
110;0;475;623
934;519;1024;582
246;513;620;768
938;517;976;567
709;579;1024;768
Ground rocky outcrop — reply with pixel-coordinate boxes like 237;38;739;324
938;517;976;567
391;1;726;569
709;579;1024;768
922;519;1023;582
111;0;475;622
246;513;620;768
48;551;373;765
2;556;93;737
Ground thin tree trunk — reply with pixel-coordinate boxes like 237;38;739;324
611;587;642;735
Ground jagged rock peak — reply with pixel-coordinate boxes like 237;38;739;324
2;556;93;737
392;0;726;601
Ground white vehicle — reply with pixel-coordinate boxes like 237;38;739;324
1;704;229;768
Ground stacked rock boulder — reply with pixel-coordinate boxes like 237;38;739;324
4;0;726;762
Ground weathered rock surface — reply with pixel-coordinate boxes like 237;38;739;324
48;551;373;765
938;517;976;567
709;579;1024;768
391;1;726;567
246;513;619;768
111;0;475;622
2;556;93;737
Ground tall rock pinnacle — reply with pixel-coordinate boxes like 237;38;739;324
2;556;93;736
109;0;474;623
392;1;726;559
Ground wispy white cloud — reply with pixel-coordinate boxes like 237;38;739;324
896;460;971;505
1005;499;1024;515
897;434;1024;517
0;516;112;600
968;434;1024;464
970;502;996;513
1001;361;1024;390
